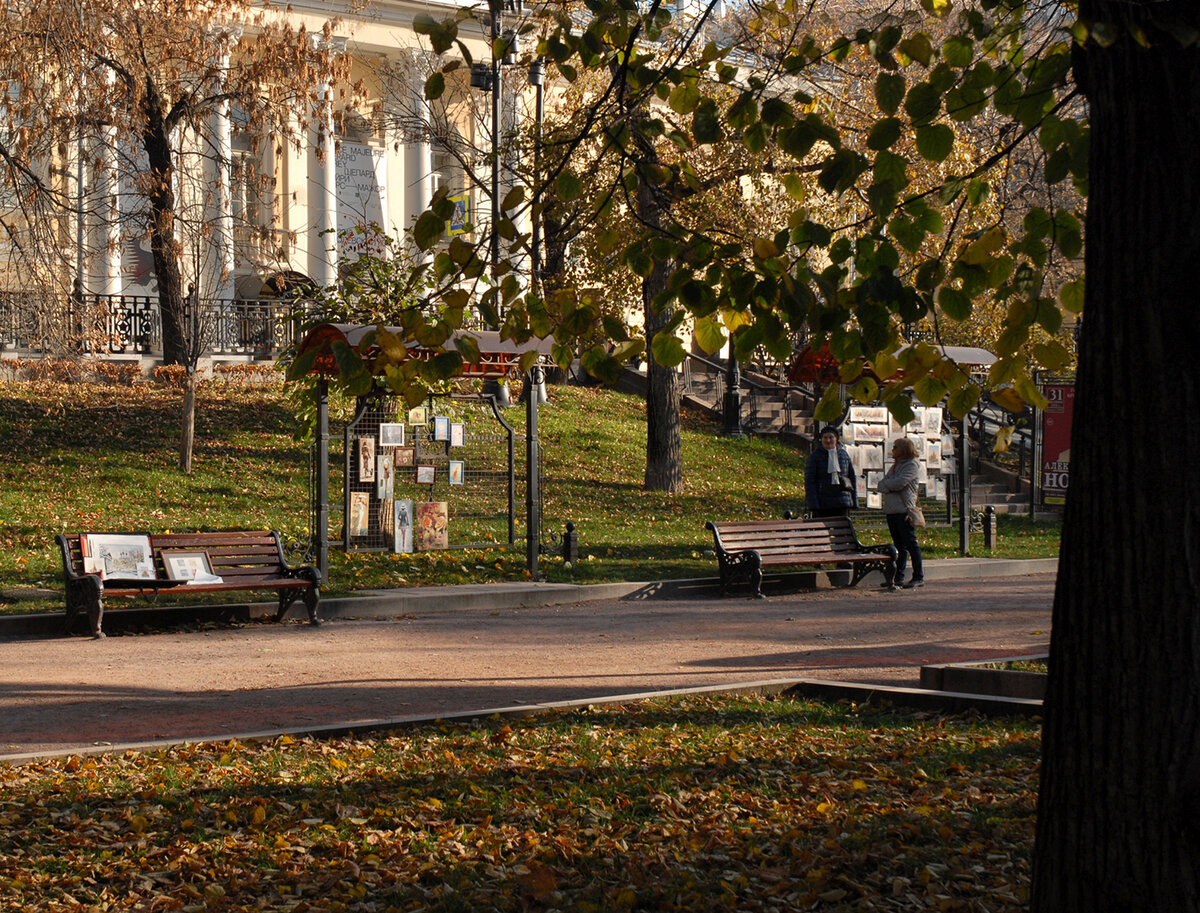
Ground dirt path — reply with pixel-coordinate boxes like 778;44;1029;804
0;574;1054;759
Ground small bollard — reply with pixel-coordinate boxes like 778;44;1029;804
563;521;579;564
983;505;998;552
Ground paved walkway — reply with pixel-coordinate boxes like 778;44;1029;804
0;559;1056;762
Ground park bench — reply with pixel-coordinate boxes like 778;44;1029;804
56;530;321;638
705;516;897;598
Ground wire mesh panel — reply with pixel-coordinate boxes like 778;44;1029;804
340;393;516;553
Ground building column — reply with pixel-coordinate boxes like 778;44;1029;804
309;47;342;291
405;60;434;264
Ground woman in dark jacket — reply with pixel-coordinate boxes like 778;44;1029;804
805;425;858;517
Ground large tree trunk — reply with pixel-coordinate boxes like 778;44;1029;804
642;253;682;493
1031;17;1200;911
636;174;683;493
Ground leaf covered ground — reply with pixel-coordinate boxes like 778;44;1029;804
0;694;1038;912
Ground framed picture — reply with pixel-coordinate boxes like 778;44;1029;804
161;550;213;582
924;407;944;437
848;406;888;424
376;454;394;500
394;499;413;554
416;501;449;551
81;533;155;581
449;422;465;448
378;423;405;447
349;491;371;537
433;416;451;441
854;423;887;443
416;465;436;485
407;406;428;426
358;436;376;482
448;460;465;485
379;498;395;536
394;446;415;468
926;441;943;470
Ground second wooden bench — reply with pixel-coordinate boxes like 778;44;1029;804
705;516;897;597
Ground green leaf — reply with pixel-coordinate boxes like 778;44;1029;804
650;331;686;368
693;315;726;355
867;117;903;151
943;35;974;68
938;286;973;320
668;82;701;114
915;124;954;162
814;384;844;423
898;33;934;67
947;384;981;417
1033;340;1072;371
413;211;445;250
1059;277;1085;313
875;73;906;114
694;100;722;144
847;376;878;403
913;375;947;406
424;72;446;101
557;172;584;201
904;82;942;126
885;395;916;427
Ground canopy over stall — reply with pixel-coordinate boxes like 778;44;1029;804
294;323;553;379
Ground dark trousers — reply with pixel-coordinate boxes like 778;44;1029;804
886;512;924;582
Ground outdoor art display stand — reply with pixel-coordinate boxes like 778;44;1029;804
841;405;956;511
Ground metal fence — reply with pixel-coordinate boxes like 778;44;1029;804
0;289;312;359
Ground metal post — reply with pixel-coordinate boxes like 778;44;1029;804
959;412;971;556
316;378;330;579
489;2;502;280
526;365;542;577
721;351;744;437
1029;373;1041;517
529;59;545;284
489;390;517;545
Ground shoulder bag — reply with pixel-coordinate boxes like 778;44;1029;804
907;504;926;528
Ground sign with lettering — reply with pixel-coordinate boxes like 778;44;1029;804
336;142;388;256
1041;382;1074;506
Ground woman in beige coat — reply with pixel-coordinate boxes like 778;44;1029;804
877;437;924;588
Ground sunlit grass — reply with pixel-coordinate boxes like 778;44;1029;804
0;375;1060;614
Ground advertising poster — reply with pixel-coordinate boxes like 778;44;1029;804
1041;383;1075;505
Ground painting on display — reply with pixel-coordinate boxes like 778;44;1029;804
407;406;428;426
394;499;414;554
852;423;887;443
924;407;944;437
376;454;394;500
349;492;371;537
379;498;394;536
378;423;405;447
415;465;436;485
394;447;415;468
358;436;376;482
433;416;451;441
449;422;465;448
415;501;449;551
848;406;888;424
448;460;465;486
81;534;156;581
860;444;885;470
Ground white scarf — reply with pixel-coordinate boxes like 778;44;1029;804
826;446;840;476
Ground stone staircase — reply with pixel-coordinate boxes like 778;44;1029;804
621;358;1052;518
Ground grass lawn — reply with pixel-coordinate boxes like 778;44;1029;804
0;373;1060;615
0;693;1038;912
